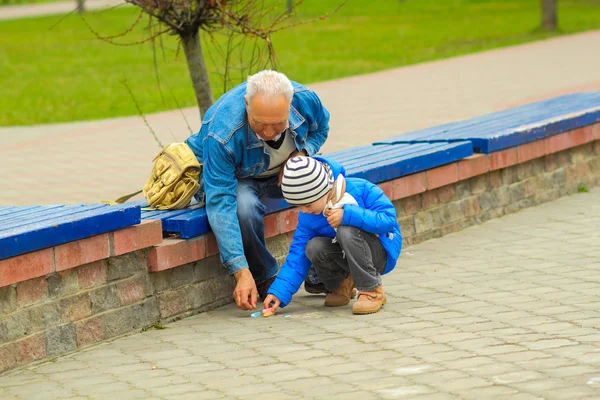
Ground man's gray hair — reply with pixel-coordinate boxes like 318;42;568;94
246;70;294;103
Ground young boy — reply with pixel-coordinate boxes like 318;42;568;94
263;156;402;315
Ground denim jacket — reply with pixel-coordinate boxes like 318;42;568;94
185;81;330;273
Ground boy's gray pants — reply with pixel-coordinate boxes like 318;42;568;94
305;226;387;292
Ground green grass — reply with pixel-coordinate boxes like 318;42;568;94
2;0;600;126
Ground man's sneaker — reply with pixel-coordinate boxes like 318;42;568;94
352;286;386;315
256;276;277;301
304;280;329;295
324;274;355;307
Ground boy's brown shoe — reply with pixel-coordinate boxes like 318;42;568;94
324;274;355;307
352;286;386;315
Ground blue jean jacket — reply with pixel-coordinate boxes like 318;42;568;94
185;81;330;273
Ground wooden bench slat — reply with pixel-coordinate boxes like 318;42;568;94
375;92;600;153
0;204;141;260
0;206;36;218
0;205;68;225
0;204;108;233
345;142;473;182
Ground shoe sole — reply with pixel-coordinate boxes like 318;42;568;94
352;296;387;315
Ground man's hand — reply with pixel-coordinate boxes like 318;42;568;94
263;294;281;312
278;149;309;186
233;269;258;310
327;208;344;229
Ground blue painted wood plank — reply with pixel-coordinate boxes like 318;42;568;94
0;205;67;225
141;203;205;220
0;204;141;260
344;142;473;183
0;204;108;233
0;206;28;218
374;92;600;153
162;208;210;239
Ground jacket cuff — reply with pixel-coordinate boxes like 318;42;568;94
303;142;318;156
223;255;249;274
267;287;290;308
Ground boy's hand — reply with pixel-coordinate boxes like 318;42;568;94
263;294;281;312
327;208;344;229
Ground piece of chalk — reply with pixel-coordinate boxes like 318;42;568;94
262;307;275;317
250;311;262;318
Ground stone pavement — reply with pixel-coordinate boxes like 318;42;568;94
1;188;599;399
1;27;600;205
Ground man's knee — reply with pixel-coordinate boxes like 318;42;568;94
236;183;263;222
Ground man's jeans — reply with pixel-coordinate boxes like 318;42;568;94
306;226;387;292
236;176;284;285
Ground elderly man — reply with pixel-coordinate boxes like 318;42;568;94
186;70;330;311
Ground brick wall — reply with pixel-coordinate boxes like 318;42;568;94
0;126;599;374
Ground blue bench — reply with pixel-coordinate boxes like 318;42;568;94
142;141;473;239
374;92;600;153
0;203;141;260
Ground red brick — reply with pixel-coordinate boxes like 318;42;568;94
147;239;190;272
393;172;427;200
593;123;600;140
77;260;107;289
206;234;219;256
116;275;147;306
263;213;280;238
55;234;109;272
422;190;439;209
545;131;575;154
16;277;48;307
0;248;54;288
188;236;206;262
517;141;546;163
279;209;299;234
112;220;163;256
576;125;596;145
76;316;103;347
458;154;489;181
16;333;46;365
377;181;393;200
427;163;459;190
489;148;518;171
0;344;17;373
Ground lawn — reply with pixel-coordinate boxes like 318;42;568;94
1;0;600;126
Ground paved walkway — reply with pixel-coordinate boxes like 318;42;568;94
0;0;125;21
1;28;600;205
1;188;599;399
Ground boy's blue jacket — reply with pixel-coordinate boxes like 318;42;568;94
267;157;402;307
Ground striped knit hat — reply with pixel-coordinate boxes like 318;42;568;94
281;157;334;205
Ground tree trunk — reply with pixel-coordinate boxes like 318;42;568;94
181;30;214;121
76;0;85;13
541;0;557;31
